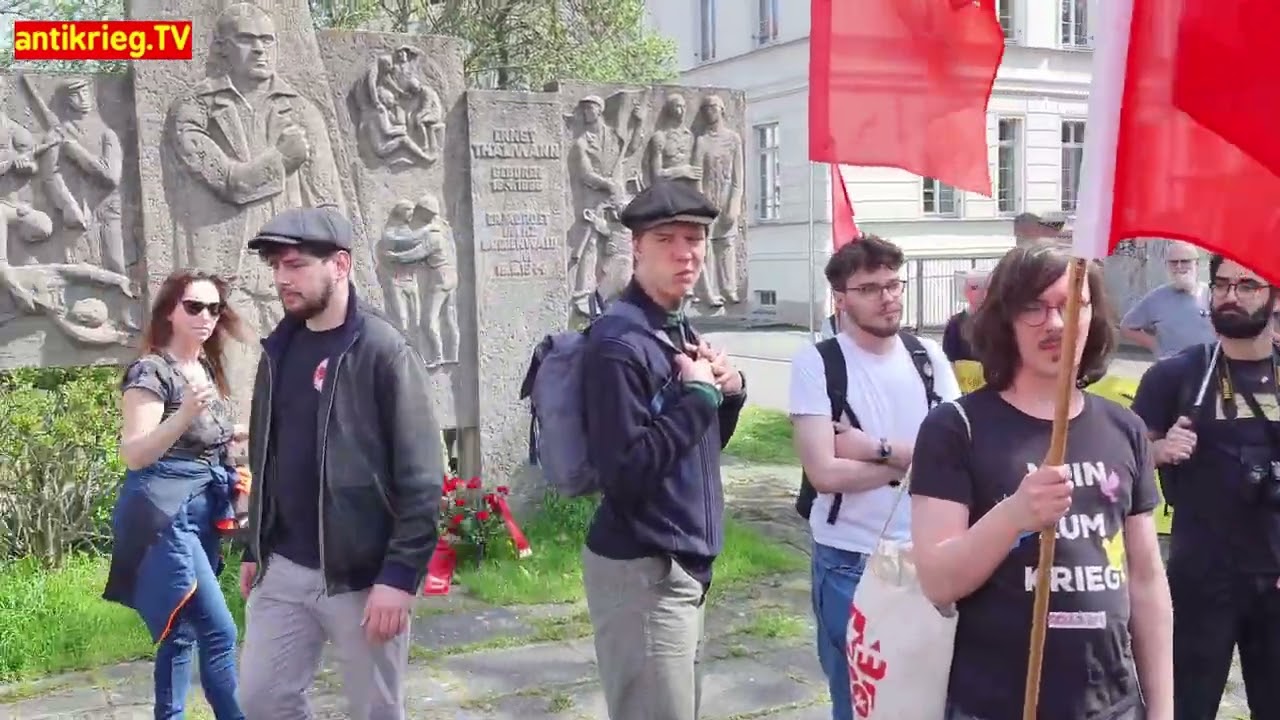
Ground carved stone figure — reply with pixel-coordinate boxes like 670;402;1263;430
27;77;125;276
356;46;445;167
583;199;634;304
691;95;744;306
566;92;644;314
0;98;133;347
167;2;343;333
642;93;700;189
379;194;458;367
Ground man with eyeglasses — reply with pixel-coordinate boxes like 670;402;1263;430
1132;254;1280;718
789;236;960;720
1121;241;1215;360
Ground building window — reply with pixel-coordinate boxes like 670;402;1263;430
1060;0;1088;48
997;0;1015;41
756;0;779;45
1061;120;1086;212
699;0;717;61
996;117;1023;215
754;123;781;220
755;290;777;306
923;178;959;217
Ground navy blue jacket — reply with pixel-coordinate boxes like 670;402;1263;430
581;281;747;583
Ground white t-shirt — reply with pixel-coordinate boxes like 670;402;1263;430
788;333;961;554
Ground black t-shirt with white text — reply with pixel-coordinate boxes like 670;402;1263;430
911;389;1160;720
1131;348;1280;574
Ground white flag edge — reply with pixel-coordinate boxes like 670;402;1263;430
1071;0;1137;261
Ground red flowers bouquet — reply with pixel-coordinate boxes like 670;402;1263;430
424;476;531;595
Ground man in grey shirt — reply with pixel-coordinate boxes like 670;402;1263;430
1120;240;1215;359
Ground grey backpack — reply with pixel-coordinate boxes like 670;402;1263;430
519;299;655;497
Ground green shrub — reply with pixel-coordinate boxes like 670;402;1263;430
0;366;123;568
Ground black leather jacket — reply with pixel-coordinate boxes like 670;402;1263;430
243;289;442;596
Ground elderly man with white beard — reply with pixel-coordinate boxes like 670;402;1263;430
1121;240;1216;359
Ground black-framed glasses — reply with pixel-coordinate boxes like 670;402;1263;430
181;300;224;318
1017;299;1091;328
1210;278;1269;298
842;279;906;298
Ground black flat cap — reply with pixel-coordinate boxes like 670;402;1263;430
247;204;353;252
619;180;719;232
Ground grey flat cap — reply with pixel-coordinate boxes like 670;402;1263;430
247;204;353;252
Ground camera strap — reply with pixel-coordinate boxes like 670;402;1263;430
1218;349;1280;448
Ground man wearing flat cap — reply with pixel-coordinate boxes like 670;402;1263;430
579;179;748;720
236;204;442;720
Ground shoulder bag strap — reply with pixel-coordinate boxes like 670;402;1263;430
874;399;972;543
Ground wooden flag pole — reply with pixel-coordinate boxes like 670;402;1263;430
1021;256;1089;720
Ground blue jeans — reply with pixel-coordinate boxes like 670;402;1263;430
153;490;244;720
811;542;868;720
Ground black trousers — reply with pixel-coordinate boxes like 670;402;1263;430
1169;562;1280;720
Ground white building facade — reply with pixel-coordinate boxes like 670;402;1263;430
643;0;1097;328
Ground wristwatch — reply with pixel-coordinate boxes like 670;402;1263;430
876;438;892;464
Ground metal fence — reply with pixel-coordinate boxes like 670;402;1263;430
900;254;1005;331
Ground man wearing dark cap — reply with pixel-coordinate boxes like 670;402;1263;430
236;204;442;720
580;180;748;720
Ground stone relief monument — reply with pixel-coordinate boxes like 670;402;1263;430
0;73;140;369
165;3;345;335
378;194;459;367
554;81;749;321
353;45;446;168
2;1;746;487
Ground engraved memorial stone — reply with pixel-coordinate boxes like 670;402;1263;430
466;90;568;483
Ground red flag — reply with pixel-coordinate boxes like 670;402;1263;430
831;165;858;250
1109;0;1280;281
808;0;1005;196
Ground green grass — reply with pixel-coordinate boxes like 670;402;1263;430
457;492;806;605
724;407;796;464
0;552;247;684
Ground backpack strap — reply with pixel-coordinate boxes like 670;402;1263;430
899;331;941;409
816;338;858;525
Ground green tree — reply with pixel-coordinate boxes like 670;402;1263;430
319;0;676;89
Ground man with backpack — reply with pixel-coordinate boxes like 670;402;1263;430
788;236;960;720
573;180;747;720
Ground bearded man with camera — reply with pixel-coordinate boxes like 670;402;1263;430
1132;253;1280;720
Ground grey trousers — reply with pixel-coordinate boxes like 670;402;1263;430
582;547;707;720
238;554;411;720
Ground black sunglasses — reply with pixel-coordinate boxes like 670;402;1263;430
181;300;223;317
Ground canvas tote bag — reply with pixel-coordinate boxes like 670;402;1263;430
846;400;970;720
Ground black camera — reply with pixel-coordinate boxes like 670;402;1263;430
1246;461;1280;510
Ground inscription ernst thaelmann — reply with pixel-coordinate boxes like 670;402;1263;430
470;129;560;160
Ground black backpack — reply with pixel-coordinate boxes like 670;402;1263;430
795;331;943;523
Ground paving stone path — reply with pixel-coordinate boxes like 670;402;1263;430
0;462;1251;719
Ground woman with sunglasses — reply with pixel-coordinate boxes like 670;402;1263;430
103;270;248;720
